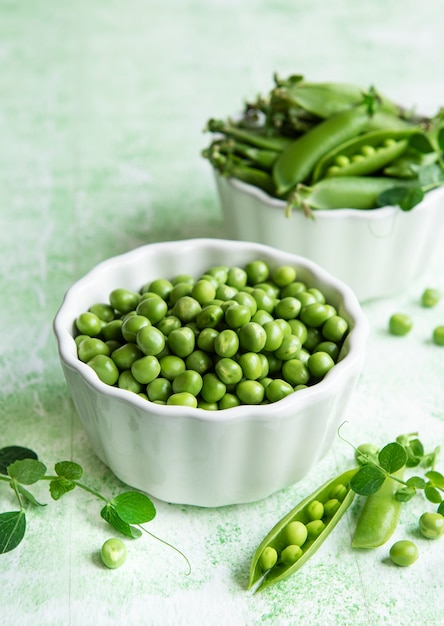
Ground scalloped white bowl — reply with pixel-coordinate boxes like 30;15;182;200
215;175;444;301
54;238;368;507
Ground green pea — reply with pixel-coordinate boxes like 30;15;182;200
251;288;275;314
136;296;168;324
172;296;202;323
136;325;165;356
263;351;283;375
118;370;143;393
281;281;307;298
156;315;181;336
274;334;301;361
421;288;440;308
225;304;251;328
214;329;239;358
88;354;119;385
306;500;324;521
111;343;142;370
303;326;323;351
282;359;310;386
238;322;267;353
172;369;203;396
329;483;348;502
233;291;258;315
305;519;325;540
265;378;294;403
77;338;110;363
159;355;186;380
313;340;339;361
109;288;140;314
196;304;224;329
169;281;193;305
296;291;318;307
280;544;303;565
388;313;413;336
89;303;115;322
147;377;172;403
259;546;278;572
419;512;444;539
227;266;247;289
288;319;308;344
101;319;123;342
74;334;89;347
191;279;217;305
167;392;198;408
144;278;173;300
252;310;275;326
322;315;349;342
201;373;226;403
262;321;284;351
245;260;269;285
272;265;297;287
237;352;262;380
307;351;335;378
323;499;341;518
198;400;219;410
283;521;308;547
168;327;195;358
131;355;161;385
299;303;331;327
216;283;238;301
185;350;212;375
197;327;219;352
101;538;127;569
236;380;265;404
389;540;418;567
206;265;229;284
254;281;279;298
215;357;243;385
432;326;444;346
274;297;302;320
75;312;102;337
218;393;241;410
121;314;151;343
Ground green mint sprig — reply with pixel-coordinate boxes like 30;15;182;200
0;446;190;573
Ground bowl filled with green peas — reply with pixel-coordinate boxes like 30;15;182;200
54;238;368;507
204;74;444;301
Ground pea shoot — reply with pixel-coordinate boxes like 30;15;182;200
0;446;191;574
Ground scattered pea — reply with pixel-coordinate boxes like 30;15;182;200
432;326;444;346
421;288;440;308
389;540;418;567
388;313;413;336
101;538;127;569
419;512;444;539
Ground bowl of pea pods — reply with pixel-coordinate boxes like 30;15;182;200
203;74;444;301
54;238;368;507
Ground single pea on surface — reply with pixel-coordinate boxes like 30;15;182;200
388;313;413;336
419;512;444;539
421;288;441;308
432;326;444;346
389;540;418;567
101;538;127;569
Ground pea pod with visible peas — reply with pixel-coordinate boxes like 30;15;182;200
273;105;373;194
311;128;422;182
248;468;357;592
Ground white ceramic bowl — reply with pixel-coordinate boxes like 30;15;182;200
53;238;368;507
215;174;444;301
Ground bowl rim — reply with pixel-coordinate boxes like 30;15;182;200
53;238;369;424
219;173;444;221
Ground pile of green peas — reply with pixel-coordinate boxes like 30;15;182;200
74;260;349;410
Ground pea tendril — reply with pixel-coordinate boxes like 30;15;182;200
0;446;190;574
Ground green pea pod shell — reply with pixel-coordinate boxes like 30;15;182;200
293;176;415;212
273;106;372;194
352;468;405;549
248;468;358;592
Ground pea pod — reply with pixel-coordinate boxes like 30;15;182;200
248;468;358;592
352;468;404;549
311;129;422;182
206;118;292;152
273;106;372;194
293;176;415;212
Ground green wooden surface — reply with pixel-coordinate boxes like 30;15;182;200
1;2;444;624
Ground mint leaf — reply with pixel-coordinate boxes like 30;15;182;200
7;459;47;485
110;492;156;525
0;447;38;475
100;504;142;539
425;484;443;504
54;461;83;481
350;464;386;495
406;476;426;489
378;442;407;473
395;486;416;502
49;478;76;500
408;132;434;153
0;511;26;553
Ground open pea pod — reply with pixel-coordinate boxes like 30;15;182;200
248;467;358;592
311;128;426;183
